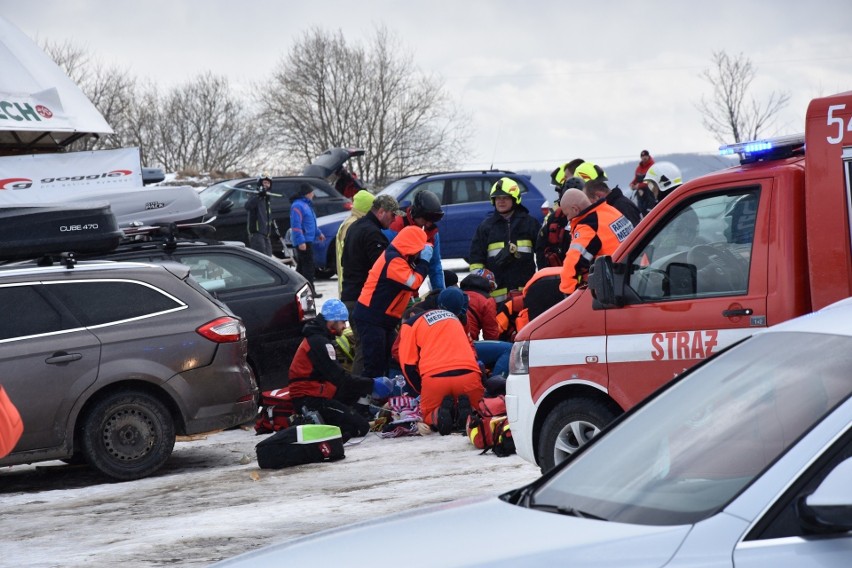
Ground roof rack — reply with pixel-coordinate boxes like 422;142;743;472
719;133;805;165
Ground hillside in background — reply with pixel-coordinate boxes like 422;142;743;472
520;153;739;197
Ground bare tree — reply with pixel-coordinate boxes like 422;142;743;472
42;39;137;151
259;27;470;186
697;50;791;144
144;73;267;173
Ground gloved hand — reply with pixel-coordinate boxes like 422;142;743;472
372;376;394;399
420;244;434;263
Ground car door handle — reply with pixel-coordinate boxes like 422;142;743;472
45;352;83;364
722;308;753;317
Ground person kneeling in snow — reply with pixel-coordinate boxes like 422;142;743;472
289;299;394;442
398;287;485;436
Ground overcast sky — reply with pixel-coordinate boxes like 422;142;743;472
5;0;852;170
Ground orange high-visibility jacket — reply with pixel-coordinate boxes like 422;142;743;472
398;309;480;393
354;226;429;329
560;200;634;295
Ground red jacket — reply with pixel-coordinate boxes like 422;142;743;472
465;290;500;340
288;316;372;400
632;156;655;191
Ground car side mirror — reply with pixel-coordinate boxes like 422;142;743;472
218;199;234;215
589;256;625;309
798;457;852;533
666;262;697;297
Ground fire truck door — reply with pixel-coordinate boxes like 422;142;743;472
604;183;769;410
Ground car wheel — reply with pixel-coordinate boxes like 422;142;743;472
315;241;337;279
80;390;176;481
537;398;618;474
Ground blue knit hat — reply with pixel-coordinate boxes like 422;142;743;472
438;287;468;316
321;299;349;322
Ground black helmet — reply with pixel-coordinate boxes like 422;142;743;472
561;176;585;191
411;191;444;223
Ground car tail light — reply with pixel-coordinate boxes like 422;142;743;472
196;317;245;343
343;201;353;210
296;284;317;322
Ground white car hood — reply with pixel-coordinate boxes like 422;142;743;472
214;496;691;567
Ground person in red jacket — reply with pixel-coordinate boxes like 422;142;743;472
289;299;393;441
630;149;655;195
352;225;431;379
398;287;484;435
460;269;501;341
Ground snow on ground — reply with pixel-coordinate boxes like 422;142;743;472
0;428;541;567
0;259;542;567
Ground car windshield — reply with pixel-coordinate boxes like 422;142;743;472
531;332;852;526
199;182;240;208
379;179;415;199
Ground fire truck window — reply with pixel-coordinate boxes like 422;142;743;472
629;189;758;301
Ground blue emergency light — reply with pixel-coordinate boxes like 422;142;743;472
719;134;806;164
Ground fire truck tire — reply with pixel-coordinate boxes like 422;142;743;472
537;398;618;473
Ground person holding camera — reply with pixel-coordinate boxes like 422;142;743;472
245;174;281;256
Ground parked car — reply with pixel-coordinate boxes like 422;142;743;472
0;257;259;481
83;224;317;391
310;169;548;275
199;176;350;248
198;148;364;269
214;297;852;567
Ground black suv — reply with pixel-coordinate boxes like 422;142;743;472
0;258;258;481
87;225;317;392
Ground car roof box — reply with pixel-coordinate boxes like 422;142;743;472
0;202;123;260
63;186;207;228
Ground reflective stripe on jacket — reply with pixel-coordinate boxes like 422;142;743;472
468;205;540;293
353;226;429;329
559;201;634;295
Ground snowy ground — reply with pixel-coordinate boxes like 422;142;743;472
0;260;544;567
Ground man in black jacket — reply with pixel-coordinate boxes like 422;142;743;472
340;194;402;374
584;178;642;229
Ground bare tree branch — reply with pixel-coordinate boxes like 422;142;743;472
259;26;470;186
696;50;791;144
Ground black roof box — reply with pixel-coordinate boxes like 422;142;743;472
0;203;123;260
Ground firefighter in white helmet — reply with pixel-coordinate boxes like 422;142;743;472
635;161;683;216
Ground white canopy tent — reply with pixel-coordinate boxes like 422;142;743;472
0;16;112;153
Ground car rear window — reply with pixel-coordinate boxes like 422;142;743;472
43;280;185;327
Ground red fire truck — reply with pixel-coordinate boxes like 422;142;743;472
507;91;852;471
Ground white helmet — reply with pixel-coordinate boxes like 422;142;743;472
644;161;683;194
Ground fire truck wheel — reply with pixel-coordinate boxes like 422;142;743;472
537;398;619;473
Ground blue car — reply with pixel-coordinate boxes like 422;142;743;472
311;169;548;275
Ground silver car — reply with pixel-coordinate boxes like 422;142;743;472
215;298;852;566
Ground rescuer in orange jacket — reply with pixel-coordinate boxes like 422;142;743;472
398;287;484;435
559;187;635;295
352;225;431;379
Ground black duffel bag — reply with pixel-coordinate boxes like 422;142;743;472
256;424;345;469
